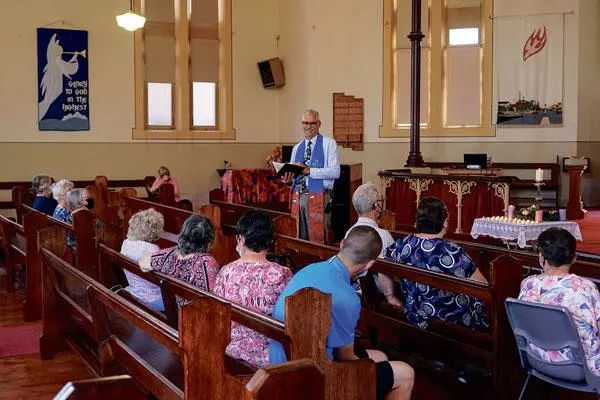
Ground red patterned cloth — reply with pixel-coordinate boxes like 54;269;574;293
291;191;326;244
221;169;290;204
212;259;292;367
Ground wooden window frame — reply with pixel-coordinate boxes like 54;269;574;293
133;0;235;140
380;0;494;138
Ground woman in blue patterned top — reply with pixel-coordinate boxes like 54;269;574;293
385;197;489;331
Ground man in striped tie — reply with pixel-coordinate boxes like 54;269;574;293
282;109;340;243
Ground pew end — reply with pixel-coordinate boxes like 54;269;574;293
53;375;144;400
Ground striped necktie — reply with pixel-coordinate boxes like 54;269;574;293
300;140;312;192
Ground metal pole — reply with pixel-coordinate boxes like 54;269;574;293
405;0;425;167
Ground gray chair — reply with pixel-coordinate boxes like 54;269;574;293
505;298;600;399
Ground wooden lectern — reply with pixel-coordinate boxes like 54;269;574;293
566;158;587;220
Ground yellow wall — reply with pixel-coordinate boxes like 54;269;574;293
0;0;597;206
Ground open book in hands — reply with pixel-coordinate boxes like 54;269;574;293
272;162;306;179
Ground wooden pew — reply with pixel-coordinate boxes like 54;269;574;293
96;244;374;399
53;376;144;400
42;246;343;399
273;233;524;399
54;366;325;400
0;213;26;292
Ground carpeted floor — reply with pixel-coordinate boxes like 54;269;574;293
578;210;600;254
0;324;42;358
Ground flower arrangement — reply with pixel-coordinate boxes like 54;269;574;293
266;146;282;167
515;205;559;221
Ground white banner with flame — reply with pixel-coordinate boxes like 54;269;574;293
493;14;564;126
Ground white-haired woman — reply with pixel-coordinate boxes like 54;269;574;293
51;179;74;222
31;174;57;216
120;208;165;311
58;188;90;251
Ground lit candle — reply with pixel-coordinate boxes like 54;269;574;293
535;168;544;182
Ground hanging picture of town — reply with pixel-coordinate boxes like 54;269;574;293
494;14;563;126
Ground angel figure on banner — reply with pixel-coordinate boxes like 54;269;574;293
39;33;86;120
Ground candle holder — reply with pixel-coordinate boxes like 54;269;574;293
533;181;545;208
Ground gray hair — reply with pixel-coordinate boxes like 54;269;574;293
352;182;379;215
177;214;215;256
127;208;165;242
303;109;320;121
51;179;74;201
32;174;53;194
66;188;87;211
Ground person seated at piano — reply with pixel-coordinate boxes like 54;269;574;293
270;226;415;400
51;179;74;222
212;209;292;368
345;182;401;307
120;208;165;311
31;174;57;216
519;227;600;375
140;214;220;292
149;165;181;202
385;197;489;331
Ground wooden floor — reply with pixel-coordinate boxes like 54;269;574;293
0;290;93;399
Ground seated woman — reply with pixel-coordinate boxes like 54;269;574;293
385;197;489;331
62;188;91;251
149;166;181;202
120;208;165;311
51;179;74;221
519;227;600;375
139;214;220;292
31;174;57;216
212;210;292;368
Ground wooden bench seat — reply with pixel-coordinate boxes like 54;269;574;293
40;246;342;399
96;244;375;399
273;233;524;399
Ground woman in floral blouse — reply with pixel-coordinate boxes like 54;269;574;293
212;209;292;368
140;214;220;292
519;227;600;375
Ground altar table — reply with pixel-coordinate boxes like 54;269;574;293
379;169;516;235
220;169;290;205
471;218;583;248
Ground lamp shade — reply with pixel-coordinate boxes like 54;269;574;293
116;11;146;31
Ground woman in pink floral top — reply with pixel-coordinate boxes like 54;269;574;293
140;214;220;292
212;210;292;368
519;227;600;375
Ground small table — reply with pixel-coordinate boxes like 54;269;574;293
471;218;583;248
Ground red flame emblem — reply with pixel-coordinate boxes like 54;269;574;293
523;26;547;61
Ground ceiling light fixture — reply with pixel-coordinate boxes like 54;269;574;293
116;0;146;32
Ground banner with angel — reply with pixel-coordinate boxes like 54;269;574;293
37;27;89;131
493;14;564;126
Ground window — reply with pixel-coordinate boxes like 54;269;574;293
381;0;493;137
133;0;234;140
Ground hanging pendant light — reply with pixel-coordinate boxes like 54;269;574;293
116;0;146;32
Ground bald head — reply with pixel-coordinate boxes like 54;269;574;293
340;225;382;266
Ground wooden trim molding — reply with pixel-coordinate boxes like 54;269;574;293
380;0;495;138
132;0;234;141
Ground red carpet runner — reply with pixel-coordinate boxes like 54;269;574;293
0;324;42;358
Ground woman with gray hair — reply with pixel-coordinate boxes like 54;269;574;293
51;179;74;221
140;214;220;291
54;188;90;250
31;174;57;215
120;208;165;311
345;182;401;306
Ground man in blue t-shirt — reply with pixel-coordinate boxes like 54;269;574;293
269;226;414;400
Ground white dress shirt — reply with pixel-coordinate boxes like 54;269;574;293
344;217;395;257
289;134;340;190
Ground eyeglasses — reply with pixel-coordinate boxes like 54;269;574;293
301;121;319;126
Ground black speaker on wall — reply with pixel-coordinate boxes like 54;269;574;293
257;58;285;89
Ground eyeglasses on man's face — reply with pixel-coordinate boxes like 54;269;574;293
302;121;319;127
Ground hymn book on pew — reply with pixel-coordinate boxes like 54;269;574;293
272;162;306;179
